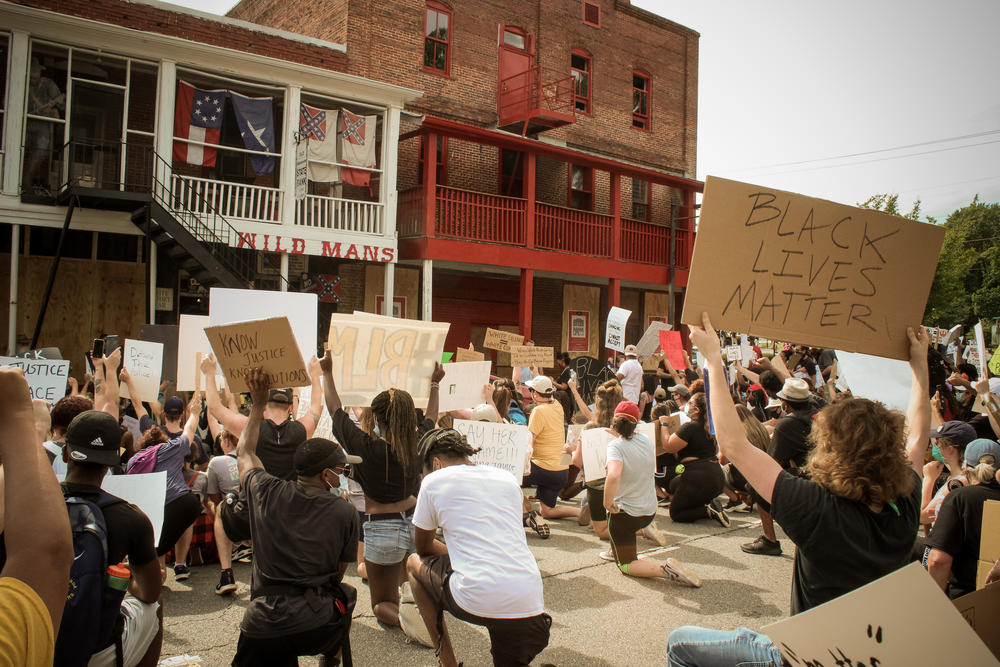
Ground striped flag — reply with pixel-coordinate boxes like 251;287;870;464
173;81;225;167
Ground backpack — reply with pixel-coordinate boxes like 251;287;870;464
54;492;127;667
127;442;165;475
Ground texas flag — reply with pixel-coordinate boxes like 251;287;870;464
339;109;377;187
173;81;226;167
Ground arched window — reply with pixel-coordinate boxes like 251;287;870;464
570;49;592;114
424;1;452;75
633;69;651;130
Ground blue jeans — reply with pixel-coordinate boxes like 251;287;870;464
667;626;784;667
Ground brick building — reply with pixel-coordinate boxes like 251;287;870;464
229;0;703;372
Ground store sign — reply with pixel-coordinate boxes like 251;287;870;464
295;139;308;201
236;232;395;263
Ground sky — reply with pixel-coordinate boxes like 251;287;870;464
172;0;1000;220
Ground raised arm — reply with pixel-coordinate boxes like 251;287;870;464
904;326;931;479
320;349;342;414
424;362;446;424
237;369;268;484
119;367;147;420
99;348;122;421
734;359;760;385
296;356;323;438
662;356;685;387
567;377;594;423
183;393;201;456
201;354;247;434
690;313;782;503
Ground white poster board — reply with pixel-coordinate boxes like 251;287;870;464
634;321;671;360
765;562;999;667
605;307;632;352
0;357;69;402
636;421;656;445
209;288;318;366
437;361;492;412
975;321;988;380
835;351;912;412
580;427;615;483
177;314;225;392
120;339;163;402
57;472;167;546
455;419;532;483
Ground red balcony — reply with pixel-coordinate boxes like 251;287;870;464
498;65;576;135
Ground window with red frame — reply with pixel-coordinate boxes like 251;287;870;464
417;135;447;185
582;1;601;27
633;71;650;130
571;50;591;114
631;178;650;221
569;164;593;210
424;2;452;74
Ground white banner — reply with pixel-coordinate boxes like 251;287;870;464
456;419;532;483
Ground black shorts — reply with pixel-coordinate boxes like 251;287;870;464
220;490;252;543
157;492;203;556
586;485;607;522
607;512;654;565
232;616;347;666
523;463;568;509
413;554;551;667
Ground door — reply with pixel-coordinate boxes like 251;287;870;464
498;26;534;118
69;81;124;189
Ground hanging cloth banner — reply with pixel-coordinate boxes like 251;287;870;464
230;91;275;175
339;110;377;187
299;103;339;183
173;80;226;167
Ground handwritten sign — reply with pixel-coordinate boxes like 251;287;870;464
605;307;631;352
681;177;945;361
635;321;671;360
327;313;449;408
482;328;524;352
455;347;485;362
456;419;532;483
725;345;740;362
0;357;69;402
580;427;615;482
765;562;999;667
835;351;912;412
209;287;318;366
437;361;492;412
509;345;554;369
120;339;163;402
659;330;686;370
205;317;309;393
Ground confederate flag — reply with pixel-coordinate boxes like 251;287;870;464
173;81;226;167
339;109;377;187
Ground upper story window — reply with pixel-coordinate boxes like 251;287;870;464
631;178;650;221
424;1;452;75
632;70;650;130
582;1;601;28
571;50;591;114
569;164;593;210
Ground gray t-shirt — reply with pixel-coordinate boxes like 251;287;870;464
607;432;657;517
206;454;240;496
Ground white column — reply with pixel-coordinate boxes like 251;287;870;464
383;262;395;315
2;32;29;196
8;225;20;353
148;241;157;324
421;259;433;321
380;105;401;241
153;60;177;200
280;253;289;292
280;85;301;227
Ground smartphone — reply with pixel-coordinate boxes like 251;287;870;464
88;338;104;373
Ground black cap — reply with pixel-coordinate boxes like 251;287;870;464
268;389;293;405
163;396;184;415
65;410;122;466
293;438;362;477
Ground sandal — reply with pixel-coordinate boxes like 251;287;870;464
523;511;550;539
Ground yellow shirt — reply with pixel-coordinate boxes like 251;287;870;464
0;577;54;667
528;401;567;471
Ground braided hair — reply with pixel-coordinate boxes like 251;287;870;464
417;428;481;471
370;388;419;472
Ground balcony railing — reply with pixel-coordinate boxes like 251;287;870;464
437;186;526;245
295;194;383;235
498;65;576;129
621;217;669;265
172;175;282;224
536;202;612;256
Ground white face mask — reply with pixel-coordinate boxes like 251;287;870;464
326;472;345;496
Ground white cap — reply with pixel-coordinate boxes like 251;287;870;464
624;344;637;357
470;403;500;423
526;375;555;395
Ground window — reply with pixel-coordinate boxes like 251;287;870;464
631;178;650;221
632;70;650;130
500;149;523;197
418;135;447;186
424;2;452;75
582;1;601;28
569;164;593;210
503;28;526;50
570;50;591;114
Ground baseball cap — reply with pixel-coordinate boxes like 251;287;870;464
470;403;500;423
668;384;690;398
268;389;293;404
929;420;978;448
613;401;640;424
293;438;362;477
526;375;555;396
163;396;184;415
653;387;667;400
964;438;1000;467
624;345;637;357
64;410;123;466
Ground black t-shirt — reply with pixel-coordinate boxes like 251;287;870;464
818;349;837;370
657;360;671;391
768;409;814;469
558;366;575;387
61;482;158;567
969;414;998;442
796;356;818;378
674;422;716;460
771;469;921;614
330;408;434;504
257;419;307;481
926;481;1000;599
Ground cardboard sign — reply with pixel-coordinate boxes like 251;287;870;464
0;357;69;402
953;581;1000;661
659;330;686;370
456;419;532;483
177;315;224;392
834;351;912;412
482;328;524;353
205;316;309;393
681;177;945;361
509;345;554;369
437;361;492;412
456;347;485;362
580;427;615;482
57;472;167;546
605;307;631;352
209;288;318;366
765;562;999;667
139;324;179;384
979;500;1000;590
634;321;672;360
653;414;682;455
327;314;449;408
120;339;163;402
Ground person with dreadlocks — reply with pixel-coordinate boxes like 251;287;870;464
321;350;445;642
406;428;551;667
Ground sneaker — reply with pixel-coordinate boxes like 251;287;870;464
741;535;783;556
232;544;253;563
707;499;731;528
173;563;190;581
657;497;672;507
523;511;550;539
215;568;237;595
640;523;669;547
577;500;592;527
663;557;701;588
398;600;434;648
598;550;616;562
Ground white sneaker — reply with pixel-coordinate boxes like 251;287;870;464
640;523;669;546
599;550;616;562
399;581;415;604
398;600;434;648
663;557;701;588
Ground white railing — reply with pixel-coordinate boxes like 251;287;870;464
295;194;384;235
171;174;283;224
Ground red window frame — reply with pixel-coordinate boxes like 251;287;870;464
423;1;452;76
418;135;448;186
569;164;594;211
632;70;650;131
582;1;601;28
571;49;592;115
631;177;650;221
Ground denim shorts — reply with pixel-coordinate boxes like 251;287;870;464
362;517;415;565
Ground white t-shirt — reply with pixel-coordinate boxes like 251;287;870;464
413;464;544;619
607;433;657;516
617;358;644;403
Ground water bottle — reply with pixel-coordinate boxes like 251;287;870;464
106;563;131;592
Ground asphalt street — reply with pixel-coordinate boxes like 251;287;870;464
159;501;794;666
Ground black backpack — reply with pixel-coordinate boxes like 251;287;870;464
54;492;127;667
